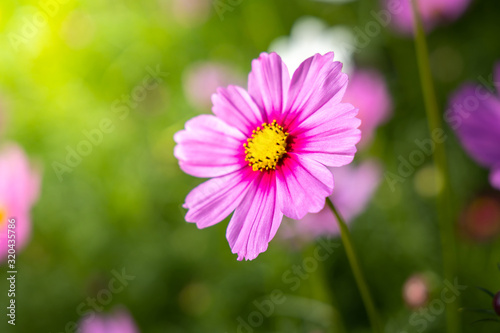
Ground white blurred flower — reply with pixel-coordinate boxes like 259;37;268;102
269;16;355;75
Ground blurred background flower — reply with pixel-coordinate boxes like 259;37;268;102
459;193;500;243
312;0;356;3
448;63;500;190
182;61;244;111
402;274;430;309
342;69;392;148
0;144;40;262
166;0;212;27
79;307;140;333
383;0;472;34
269;16;355;74
282;160;382;241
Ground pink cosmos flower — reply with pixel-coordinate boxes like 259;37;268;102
447;63;500;190
383;0;471;34
0;144;40;262
174;52;361;260
282;160;382;240
79;308;140;333
342;69;392;148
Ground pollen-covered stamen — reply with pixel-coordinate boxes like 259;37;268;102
244;120;289;171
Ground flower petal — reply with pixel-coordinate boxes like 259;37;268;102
450;84;500;167
212;85;265;135
183;168;257;229
276;153;334;220
490;168;500;190
328;160;382;221
248;52;290;123
282;160;382;240
495;62;500;95
0;211;31;262
285;53;347;126
291;103;361;167
174;115;247;178
79;312;107;333
226;172;283;261
79;309;139;333
0;144;40;212
342;69;392;148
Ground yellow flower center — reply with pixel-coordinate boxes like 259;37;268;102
244;120;289;172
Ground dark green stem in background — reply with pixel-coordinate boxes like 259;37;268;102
326;198;382;333
303;245;347;333
410;1;459;332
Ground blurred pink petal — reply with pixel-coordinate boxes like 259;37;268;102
491;168;500;190
342;69;392;148
282;160;382;240
448;63;500;190
450;86;500;167
183;62;243;111
0;144;41;262
169;0;211;27
403;274;429;309
79;308;140;333
383;0;472;34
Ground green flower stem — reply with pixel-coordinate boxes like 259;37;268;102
326;198;382;333
410;1;459;332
